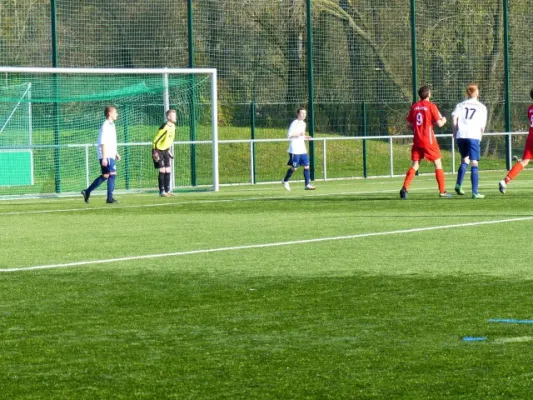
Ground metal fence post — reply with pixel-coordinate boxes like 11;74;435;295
124;105;130;190
362;102;368;178
306;0;315;181
410;0;418;104
51;0;61;193
503;0;511;170
250;101;256;184
188;0;198;185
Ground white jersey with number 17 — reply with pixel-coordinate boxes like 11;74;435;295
452;99;487;140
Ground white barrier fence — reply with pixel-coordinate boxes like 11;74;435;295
1;131;525;193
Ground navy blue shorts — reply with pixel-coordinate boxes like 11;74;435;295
287;153;309;168
100;157;116;174
456;138;480;161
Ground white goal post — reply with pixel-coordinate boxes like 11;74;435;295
0;67;219;196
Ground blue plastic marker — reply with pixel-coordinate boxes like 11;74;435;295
462;336;487;341
488;319;533;324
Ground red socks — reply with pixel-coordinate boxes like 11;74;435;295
505;163;524;183
435;169;445;193
404;167;446;193
403;167;416;190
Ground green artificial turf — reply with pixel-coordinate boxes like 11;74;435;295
1;171;533;399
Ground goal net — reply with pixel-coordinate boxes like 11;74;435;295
0;82;33;187
0;67;218;198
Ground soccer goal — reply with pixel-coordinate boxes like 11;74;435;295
0;67;218;198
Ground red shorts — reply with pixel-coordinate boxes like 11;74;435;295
522;135;533;160
411;144;441;162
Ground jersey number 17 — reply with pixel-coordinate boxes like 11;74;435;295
464;107;477;120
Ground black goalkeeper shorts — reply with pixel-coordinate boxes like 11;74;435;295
153;149;172;169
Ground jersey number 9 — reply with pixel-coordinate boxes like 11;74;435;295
416;112;423;126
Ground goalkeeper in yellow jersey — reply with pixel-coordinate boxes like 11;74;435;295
152;109;177;197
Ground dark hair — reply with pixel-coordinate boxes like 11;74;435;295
418;86;431;100
104;106;116;118
530;89;533;100
296;107;306;116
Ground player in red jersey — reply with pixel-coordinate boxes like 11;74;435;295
498;89;533;194
400;85;451;199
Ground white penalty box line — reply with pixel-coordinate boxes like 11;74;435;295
2;216;532;273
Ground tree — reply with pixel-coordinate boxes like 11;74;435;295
286;0;306;104
314;0;412;102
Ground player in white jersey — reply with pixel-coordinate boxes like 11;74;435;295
281;108;316;190
451;84;488;199
81;106;121;204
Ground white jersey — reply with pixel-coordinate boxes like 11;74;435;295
97;119;117;159
287;119;307;154
452;98;487;140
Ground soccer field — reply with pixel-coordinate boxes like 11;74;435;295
1;171;533;399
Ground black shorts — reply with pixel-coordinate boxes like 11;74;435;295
153;149;172;169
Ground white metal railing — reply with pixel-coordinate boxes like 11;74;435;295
1;131;526;190
217;131;525;183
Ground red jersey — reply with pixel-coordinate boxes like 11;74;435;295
527;104;533;135
521;104;533;160
406;99;443;148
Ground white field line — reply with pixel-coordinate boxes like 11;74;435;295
0;188;411;217
493;336;533;344
2;216;533;273
0;180;517;217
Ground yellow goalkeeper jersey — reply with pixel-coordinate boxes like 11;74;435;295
152;121;176;150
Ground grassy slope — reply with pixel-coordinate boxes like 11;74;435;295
0;125;513;196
